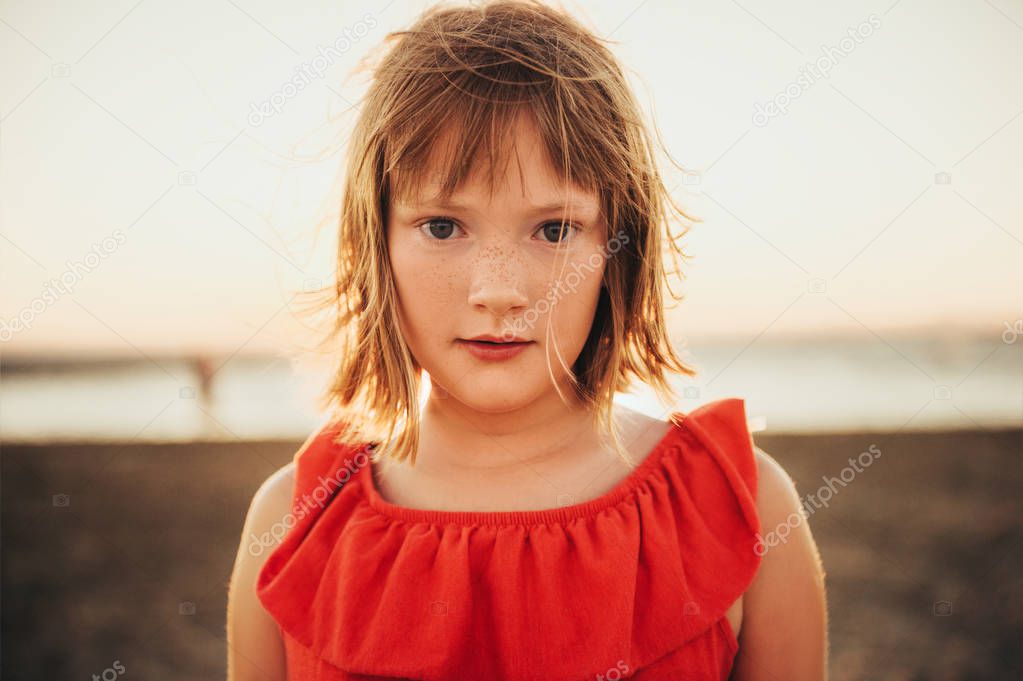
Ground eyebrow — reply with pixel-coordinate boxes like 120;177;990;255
397;198;597;217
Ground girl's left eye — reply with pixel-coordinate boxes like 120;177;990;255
535;221;578;244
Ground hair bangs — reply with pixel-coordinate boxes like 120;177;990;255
385;93;600;219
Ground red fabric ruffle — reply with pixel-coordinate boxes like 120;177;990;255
256;398;762;680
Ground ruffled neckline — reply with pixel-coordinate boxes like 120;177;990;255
360;411;686;527
256;398;762;681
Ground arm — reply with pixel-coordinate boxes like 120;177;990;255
731;448;829;681
226;462;296;681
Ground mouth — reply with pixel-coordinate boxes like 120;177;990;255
456;337;534;361
461;334;531;344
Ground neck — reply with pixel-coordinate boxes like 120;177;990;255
371;385;669;513
411;382;602;478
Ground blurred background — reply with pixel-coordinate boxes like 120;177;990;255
1;0;1020;679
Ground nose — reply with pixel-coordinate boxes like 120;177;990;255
466;244;529;316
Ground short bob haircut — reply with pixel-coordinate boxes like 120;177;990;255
306;0;698;466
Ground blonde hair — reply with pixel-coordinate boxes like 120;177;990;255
305;0;698;466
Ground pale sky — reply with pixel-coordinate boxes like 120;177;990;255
1;0;1020;359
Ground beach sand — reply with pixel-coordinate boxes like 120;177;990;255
2;427;1021;679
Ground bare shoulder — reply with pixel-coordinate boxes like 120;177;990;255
729;446;829;681
750;446;826;582
249;462;297;532
753;447;804;525
233;461;296;583
226;461;295;681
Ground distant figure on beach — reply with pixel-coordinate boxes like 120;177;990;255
193;355;217;436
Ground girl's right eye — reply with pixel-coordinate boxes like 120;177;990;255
417;217;463;241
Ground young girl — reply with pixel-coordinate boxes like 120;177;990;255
227;1;827;679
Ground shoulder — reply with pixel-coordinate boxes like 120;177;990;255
753;447;802;527
751;445;824;579
730;446;828;679
226;462;295;681
250;462;297;530
231;460;296;594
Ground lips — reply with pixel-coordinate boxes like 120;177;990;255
456;337;534;361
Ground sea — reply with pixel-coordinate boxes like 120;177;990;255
2;333;1021;442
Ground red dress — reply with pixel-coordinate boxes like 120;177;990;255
256;397;762;680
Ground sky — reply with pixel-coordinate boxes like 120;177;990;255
1;0;1021;359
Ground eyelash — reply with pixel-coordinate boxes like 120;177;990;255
415;217;581;245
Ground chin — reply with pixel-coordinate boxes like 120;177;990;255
430;373;546;413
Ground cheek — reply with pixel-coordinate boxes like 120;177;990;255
538;250;605;349
388;240;459;341
555;266;603;338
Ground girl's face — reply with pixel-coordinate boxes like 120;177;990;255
386;117;608;413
